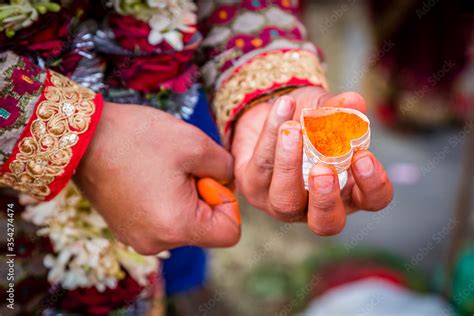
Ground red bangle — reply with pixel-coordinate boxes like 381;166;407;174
0;70;103;200
213;49;328;146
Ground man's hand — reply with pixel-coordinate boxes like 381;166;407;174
75;102;241;255
232;87;393;235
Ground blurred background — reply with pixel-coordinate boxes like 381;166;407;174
207;1;473;315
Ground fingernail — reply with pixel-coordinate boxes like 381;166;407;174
355;156;374;177
324;95;346;108
276;97;293;117
197;178;236;206
197;178;241;225
311;165;334;194
281;128;300;151
324;92;365;111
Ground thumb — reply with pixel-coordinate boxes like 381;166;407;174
289;87;334;120
189;178;241;248
322;91;367;113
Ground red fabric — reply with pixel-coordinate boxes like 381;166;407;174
57;274;144;315
46;92;103;201
200;0;309;76
0;12;71;59
311;261;407;298
109;13;197;54
0;56;43;130
0;70;103;201
107;50;196;93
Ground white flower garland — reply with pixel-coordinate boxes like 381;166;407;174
22;183;169;292
0;0;61;37
1;1;197;50
110;0;197;50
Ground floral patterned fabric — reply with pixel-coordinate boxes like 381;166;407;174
199;0;314;83
0;70;103;201
0;52;45;164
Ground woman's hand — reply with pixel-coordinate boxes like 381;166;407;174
232;87;393;235
75;102;241;255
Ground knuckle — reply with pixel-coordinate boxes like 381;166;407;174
240;180;268;210
274;211;305;223
274;161;299;175
253;154;274;174
311;196;337;213
245;193;267;211
191;136;210;158
270;196;305;219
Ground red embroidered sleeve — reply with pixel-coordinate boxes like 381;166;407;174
0;51;103;200
199;0;328;145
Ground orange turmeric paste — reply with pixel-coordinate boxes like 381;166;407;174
304;112;368;157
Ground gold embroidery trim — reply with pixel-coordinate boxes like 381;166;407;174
213;50;328;137
0;71;96;199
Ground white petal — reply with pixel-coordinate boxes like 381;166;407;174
182;11;197;25
163;31;183;51
148;29;164;45
149;15;171;31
